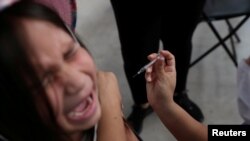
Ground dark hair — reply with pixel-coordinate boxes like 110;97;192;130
0;1;83;141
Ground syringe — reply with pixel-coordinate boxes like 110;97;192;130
133;54;161;78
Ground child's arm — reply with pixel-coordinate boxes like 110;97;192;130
97;71;138;141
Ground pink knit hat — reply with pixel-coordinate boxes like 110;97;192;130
34;0;72;28
0;0;74;29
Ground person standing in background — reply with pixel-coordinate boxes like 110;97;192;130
237;57;250;125
110;0;206;133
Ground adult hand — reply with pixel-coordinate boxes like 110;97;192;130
145;50;176;109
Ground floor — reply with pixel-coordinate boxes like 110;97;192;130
76;1;250;140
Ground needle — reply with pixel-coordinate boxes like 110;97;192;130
133;54;161;78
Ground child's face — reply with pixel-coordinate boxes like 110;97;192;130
20;18;101;137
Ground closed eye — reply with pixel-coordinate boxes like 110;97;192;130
64;43;79;60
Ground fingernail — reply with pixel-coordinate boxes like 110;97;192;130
146;76;151;82
146;68;152;73
159;55;165;61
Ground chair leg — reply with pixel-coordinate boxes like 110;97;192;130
205;15;238;66
189;15;250;68
225;19;238;62
225;19;241;43
230;35;238;62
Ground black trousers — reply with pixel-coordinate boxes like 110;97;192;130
111;0;206;105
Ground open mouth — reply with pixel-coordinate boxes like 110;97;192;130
67;92;96;123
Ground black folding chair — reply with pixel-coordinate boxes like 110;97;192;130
189;0;250;68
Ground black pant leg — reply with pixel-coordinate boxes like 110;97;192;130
110;0;161;104
161;0;206;93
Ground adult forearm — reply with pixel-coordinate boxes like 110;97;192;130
153;102;208;141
